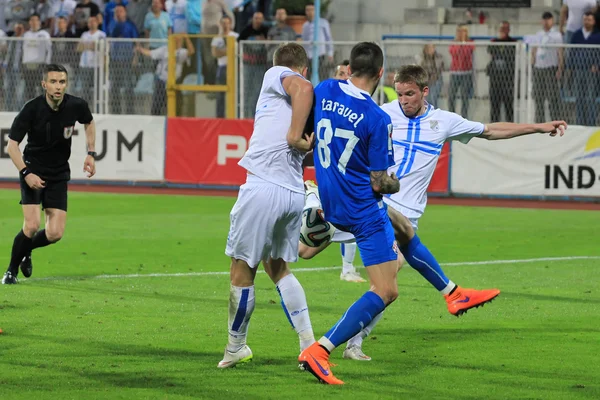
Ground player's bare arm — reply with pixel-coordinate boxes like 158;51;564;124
370;170;400;194
84;120;97;178
480;120;567;140
283;75;314;152
7;138;45;189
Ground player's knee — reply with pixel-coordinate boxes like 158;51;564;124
385;287;399;304
23;221;40;236
46;229;63;243
374;286;398;305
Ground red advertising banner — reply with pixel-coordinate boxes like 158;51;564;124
165;118;449;193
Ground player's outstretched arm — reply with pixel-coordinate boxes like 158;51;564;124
283;75;314;153
370;171;400;194
480;120;567;140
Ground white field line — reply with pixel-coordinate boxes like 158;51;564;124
27;256;600;282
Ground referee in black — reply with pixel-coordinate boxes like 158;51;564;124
2;64;97;284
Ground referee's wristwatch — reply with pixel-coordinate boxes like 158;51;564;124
87;151;97;159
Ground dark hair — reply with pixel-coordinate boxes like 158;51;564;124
273;42;309;70
221;15;232;21
584;11;595;17
115;4;126;9
542;11;553;20
349;42;383;79
29;13;40;20
44;64;69;79
306;2;315;6
394;65;429;91
337;59;350;67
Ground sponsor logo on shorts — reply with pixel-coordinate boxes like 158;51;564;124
392;241;399;255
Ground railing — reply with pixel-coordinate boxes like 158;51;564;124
3;35;600;127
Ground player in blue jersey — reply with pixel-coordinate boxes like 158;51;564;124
298;42;401;385
299;64;566;363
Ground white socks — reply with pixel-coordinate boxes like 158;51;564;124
227;285;255;352
341;242;358;274
276;274;315;351
347;311;383;348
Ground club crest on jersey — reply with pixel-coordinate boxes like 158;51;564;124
429;120;439;132
63;126;74;139
392;241;399;255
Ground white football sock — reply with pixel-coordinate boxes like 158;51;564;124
341;242;358;274
276;273;315;351
227;285;255;352
346;311;383;349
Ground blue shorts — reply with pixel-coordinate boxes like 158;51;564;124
335;207;398;267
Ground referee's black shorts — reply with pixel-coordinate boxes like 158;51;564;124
19;177;68;212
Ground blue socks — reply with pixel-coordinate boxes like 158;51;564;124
400;234;454;293
324;291;386;348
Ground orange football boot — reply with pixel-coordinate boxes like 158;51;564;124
445;286;500;316
298;342;344;385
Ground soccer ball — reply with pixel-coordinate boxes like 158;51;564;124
300;207;336;247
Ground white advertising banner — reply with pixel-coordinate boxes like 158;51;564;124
0;113;166;181
451;126;600;197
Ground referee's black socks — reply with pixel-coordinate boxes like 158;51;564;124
7;230;33;275
31;229;52;250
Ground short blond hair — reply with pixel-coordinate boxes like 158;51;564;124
394;65;429;91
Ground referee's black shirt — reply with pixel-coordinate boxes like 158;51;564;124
9;94;93;181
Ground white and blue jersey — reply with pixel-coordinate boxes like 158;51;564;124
381;101;485;223
314;79;398;266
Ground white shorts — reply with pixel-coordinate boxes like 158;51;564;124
226;175;304;268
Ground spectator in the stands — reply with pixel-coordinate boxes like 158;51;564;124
135;35;194;115
532;11;563;122
22;14;52;100
3;22;25;111
127;0;151;34
569;11;600;125
267;8;297;63
560;0;596;43
487;21;517;122
47;0;77;36
36;0;53;29
104;0;129;34
448;24;474;118
5;0;36;30
186;0;200;34
52;16;77;77
202;0;234;85
144;0;171;49
73;0;102;37
109;4;138;114
166;0;186;33
77;15;106;109
211;15;238;118
415;44;444;107
301;1;333;82
238;11;269;118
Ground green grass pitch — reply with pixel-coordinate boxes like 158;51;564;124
0;189;599;400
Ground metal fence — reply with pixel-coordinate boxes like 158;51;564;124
0;37;167;116
240;39;600;127
4;35;600;126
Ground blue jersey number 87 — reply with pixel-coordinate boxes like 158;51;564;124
316;117;360;175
